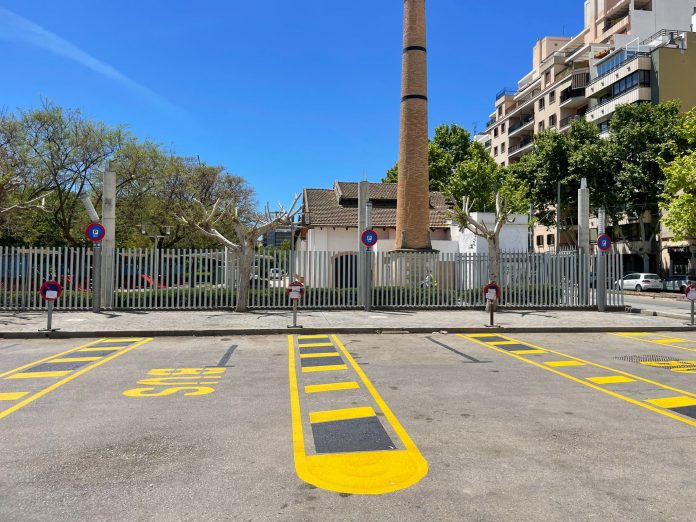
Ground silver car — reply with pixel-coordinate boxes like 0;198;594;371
616;273;663;292
663;275;695;293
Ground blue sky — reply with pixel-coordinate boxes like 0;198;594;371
0;1;582;208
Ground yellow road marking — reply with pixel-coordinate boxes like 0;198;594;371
298;342;334;348
610;333;696;354
646;396;696;409
0;339;108;379
655;339;691;344
309;406;375;424
488;341;520;345
0;338;152;422
288;335;428;495
0;392;29;401
546;361;585;367
78;347;121;352
297;335;331;340
458;334;696;429
587;376;636;384
304;382;360;394
101;338;144;343
299;352;339;359
511;349;546;355
301;365;347;373
7;371;71;379
50;357;102;363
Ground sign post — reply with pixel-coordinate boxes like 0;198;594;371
361;229;378;312
39;281;63;332
287;281;305;329
85;223;106;312
596;230;612;313
483;282;501;327
686;284;696;326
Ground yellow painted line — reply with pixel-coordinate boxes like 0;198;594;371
298;342;334;348
101;338;145;343
0;339;152;422
458;334;696;429
0;392;29;401
309;406;376;424
77;347;121;352
610;333;696;354
297;335;331;340
299;352;338;359
587;376;636;385
487;341;520;345
467;334;499;338
646;396;696;409
301;365;347;373
288;335;428;495
655;339;691;344
50;357;102;363
304;381;360;394
545;361;585;367
511;349;546;355
7;371;72;379
0;338;109;379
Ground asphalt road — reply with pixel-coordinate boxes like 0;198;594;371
1;331;695;521
625;294;695;316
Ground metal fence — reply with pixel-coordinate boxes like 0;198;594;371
0;247;624;311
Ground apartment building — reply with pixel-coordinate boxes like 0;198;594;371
482;0;696;272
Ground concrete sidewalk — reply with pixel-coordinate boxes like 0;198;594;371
1;308;695;338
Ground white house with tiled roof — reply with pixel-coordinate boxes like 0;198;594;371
297;181;529;254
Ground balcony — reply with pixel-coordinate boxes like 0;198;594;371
586;86;651;123
486;117;497;129
588;53;651;90
508;115;534;137
496;88;517;101
559;114;582;129
508;137;534;158
560;87;586;109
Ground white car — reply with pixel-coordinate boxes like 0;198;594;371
616;273;663;292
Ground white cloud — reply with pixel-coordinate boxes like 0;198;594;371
0;7;180;114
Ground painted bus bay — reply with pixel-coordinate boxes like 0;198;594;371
287;334;428;495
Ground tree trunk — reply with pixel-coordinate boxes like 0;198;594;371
235;240;255;313
488;233;501;284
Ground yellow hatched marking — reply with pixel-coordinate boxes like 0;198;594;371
7;371;71;379
299;352;339;359
610;333;696;354
0;338;109;379
458;334;696;429
309;406;376;424
297;335;331;340
78;347;121;352
467;334;499;338
546;361;585;367
646;396;696;409
298;342;334;348
0;392;29;401
0;339;152;422
487;341;520;345
587;376;636;384
511;349;546;355
304;381;360;394
302;365;347;373
50;357;102;363
101;338;146;343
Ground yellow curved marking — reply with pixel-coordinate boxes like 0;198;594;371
610;333;696;354
288;336;428;495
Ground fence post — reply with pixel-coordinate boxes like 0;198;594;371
92;244;102;312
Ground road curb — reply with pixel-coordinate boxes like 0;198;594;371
3;324;696;339
626;307;693;322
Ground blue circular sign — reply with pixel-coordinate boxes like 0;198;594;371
597;234;612;251
85;223;106;243
361;229;378;248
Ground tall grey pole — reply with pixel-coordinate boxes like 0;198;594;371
92;243;102;312
556;181;561;253
578;178;590;305
597;208;607;312
365;201;373;312
358;181;369;307
101;166;116;309
290;219;296;282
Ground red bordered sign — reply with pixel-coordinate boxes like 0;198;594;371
85;222;106;243
287;281;305;301
483;282;501;301
686;283;696;302
40;280;63;302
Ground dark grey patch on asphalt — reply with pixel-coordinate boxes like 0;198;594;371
299;346;339;355
298;338;330;345
301;356;344;368
426;336;489;363
215;345;237;367
23;360;92;372
312;416;396;454
670;406;696;420
89;341;134;348
73;350;118;357
497;344;530;351
475;336;509;343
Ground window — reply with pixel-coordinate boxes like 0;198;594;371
539;98;545;110
494;146;499;156
549;114;557;127
538;121;545;133
545;71;551;86
498;106;503;117
501;142;506;153
536;235;544;247
494;127;499;138
549;90;556;104
611;70;651;97
501;122;506;133
547;234;555;246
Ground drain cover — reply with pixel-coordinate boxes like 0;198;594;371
615;355;696;372
615;354;677;363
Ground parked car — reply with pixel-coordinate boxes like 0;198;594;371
615;273;663;292
663;275;695;293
